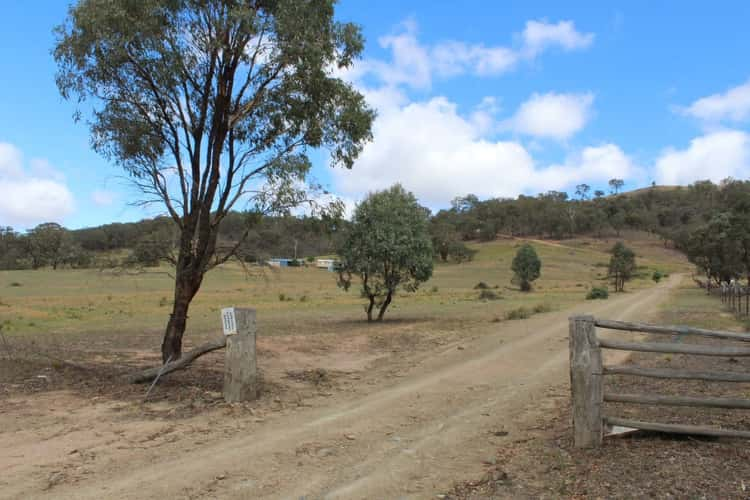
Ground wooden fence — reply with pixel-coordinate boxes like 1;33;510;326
569;315;750;448
719;283;750;317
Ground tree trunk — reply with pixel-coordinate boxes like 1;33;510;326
366;295;375;322
161;256;203;362
377;290;393;321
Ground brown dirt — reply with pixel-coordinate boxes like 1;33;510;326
448;299;750;499
1;276;681;499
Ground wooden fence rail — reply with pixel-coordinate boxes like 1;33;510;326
569;315;750;448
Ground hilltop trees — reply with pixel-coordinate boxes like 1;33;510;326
609;178;625;195
337;185;434;322
511;243;541;291
55;0;374;362
608;242;636;292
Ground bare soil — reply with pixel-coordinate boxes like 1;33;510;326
1;276;682;499
448;296;750;499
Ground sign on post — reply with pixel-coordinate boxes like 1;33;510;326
221;307;237;336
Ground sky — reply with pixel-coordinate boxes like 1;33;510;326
2;1;750;230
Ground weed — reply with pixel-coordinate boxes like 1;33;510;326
9;282;22;287
158;296;169;307
299;295;308;302
431;285;439;293
474;281;490;290
478;289;501;301
505;306;531;320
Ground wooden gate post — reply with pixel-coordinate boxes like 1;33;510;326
222;307;258;402
569;315;603;448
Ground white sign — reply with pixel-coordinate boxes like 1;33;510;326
221;307;237;336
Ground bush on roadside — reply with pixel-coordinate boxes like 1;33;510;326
586;286;609;300
505;306;531;320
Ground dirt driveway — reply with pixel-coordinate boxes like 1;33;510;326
1;276;680;499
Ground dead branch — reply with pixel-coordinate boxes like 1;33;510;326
144;354;173;401
127;338;226;383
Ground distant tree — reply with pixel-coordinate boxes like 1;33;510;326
131;233;173;267
337;185;434;321
685;213;743;289
26;223;68;269
429;220;476;262
575;183;591;201
609;178;625;195
55;0;374;362
0;227;28;270
608;242;636;292
511;243;541;292
594;190;605;199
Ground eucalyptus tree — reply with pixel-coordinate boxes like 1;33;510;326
337;185;434;322
55;0;374;362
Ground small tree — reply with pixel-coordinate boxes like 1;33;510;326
575;183;590;201
511;243;541;291
608;242;636;292
337;185;434;321
609;178;625;195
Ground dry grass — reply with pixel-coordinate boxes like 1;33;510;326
0;233;688;349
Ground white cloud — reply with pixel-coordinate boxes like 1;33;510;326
91;189;116;207
539;144;641;191
334;96;632;206
522;20;595;56
346;18;594;90
508;92;594;140
681;79;750;123
655;130;750;185
0;142;75;228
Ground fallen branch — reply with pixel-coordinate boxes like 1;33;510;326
127;338;226;384
144;354;173;401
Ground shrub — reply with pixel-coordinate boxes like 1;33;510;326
478;289;501;301
299;295;308;302
505;306;531;320
431;285;439;293
652;270;663;283
586;286;609;300
532;303;552;314
9;282;22;287
474;281;490;290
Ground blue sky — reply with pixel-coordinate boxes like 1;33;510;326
2;1;750;230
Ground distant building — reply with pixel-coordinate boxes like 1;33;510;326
315;258;339;271
267;258;305;268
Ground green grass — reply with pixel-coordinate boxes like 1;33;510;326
656;277;749;332
0;234;689;343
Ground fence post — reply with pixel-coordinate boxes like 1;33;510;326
569;315;603;448
222;307;258;402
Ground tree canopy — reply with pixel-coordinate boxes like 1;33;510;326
54;0;374;361
608;242;636;292
511;243;541;292
337;185;434;322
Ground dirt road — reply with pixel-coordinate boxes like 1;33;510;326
5;276;680;499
